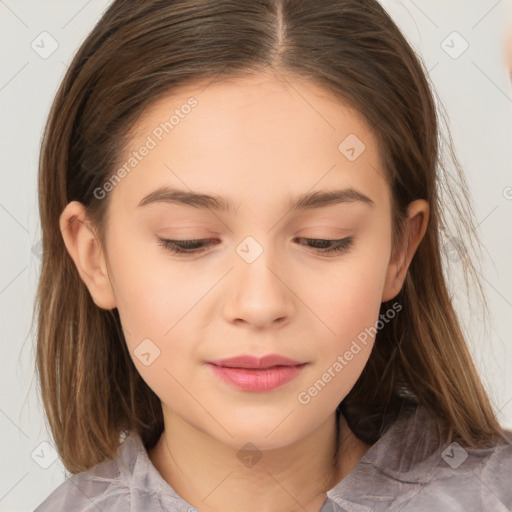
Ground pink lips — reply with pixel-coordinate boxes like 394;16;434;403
206;354;307;392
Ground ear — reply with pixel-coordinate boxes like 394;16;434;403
381;199;429;302
59;201;117;310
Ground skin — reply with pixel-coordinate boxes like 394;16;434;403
60;71;429;512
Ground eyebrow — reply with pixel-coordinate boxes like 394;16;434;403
137;185;374;212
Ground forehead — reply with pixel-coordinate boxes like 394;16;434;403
111;72;389;215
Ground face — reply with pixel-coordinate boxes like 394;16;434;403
68;72;415;451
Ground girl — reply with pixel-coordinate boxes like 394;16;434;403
33;0;512;511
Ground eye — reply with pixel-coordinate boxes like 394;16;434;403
157;238;219;254
294;236;354;255
157;236;354;256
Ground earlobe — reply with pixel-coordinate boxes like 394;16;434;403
59;201;117;310
381;199;429;302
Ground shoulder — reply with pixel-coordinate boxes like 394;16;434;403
32;432;185;512
328;406;512;511
32;456;130;511
423;437;512;509
391;408;512;511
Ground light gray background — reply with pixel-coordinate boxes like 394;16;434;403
1;1;511;511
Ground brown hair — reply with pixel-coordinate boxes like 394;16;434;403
34;0;508;474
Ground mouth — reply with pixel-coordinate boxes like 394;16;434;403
207;354;306;369
206;354;308;392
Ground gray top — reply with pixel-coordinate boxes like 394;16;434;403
33;406;512;511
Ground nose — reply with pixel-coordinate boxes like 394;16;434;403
222;245;295;330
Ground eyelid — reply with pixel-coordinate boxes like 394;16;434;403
157;236;354;256
157;237;218;254
294;236;354;255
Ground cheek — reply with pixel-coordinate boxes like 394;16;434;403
296;271;386;411
111;260;200;404
308;250;390;344
299;235;391;405
107;240;215;386
108;232;201;336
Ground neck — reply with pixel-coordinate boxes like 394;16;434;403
148;408;371;512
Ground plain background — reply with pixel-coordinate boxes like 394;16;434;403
1;1;511;510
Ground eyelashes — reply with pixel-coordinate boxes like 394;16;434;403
157;236;354;256
297;237;354;254
158;238;218;254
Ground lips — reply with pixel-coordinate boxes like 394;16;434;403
208;354;304;369
206;354;308;392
